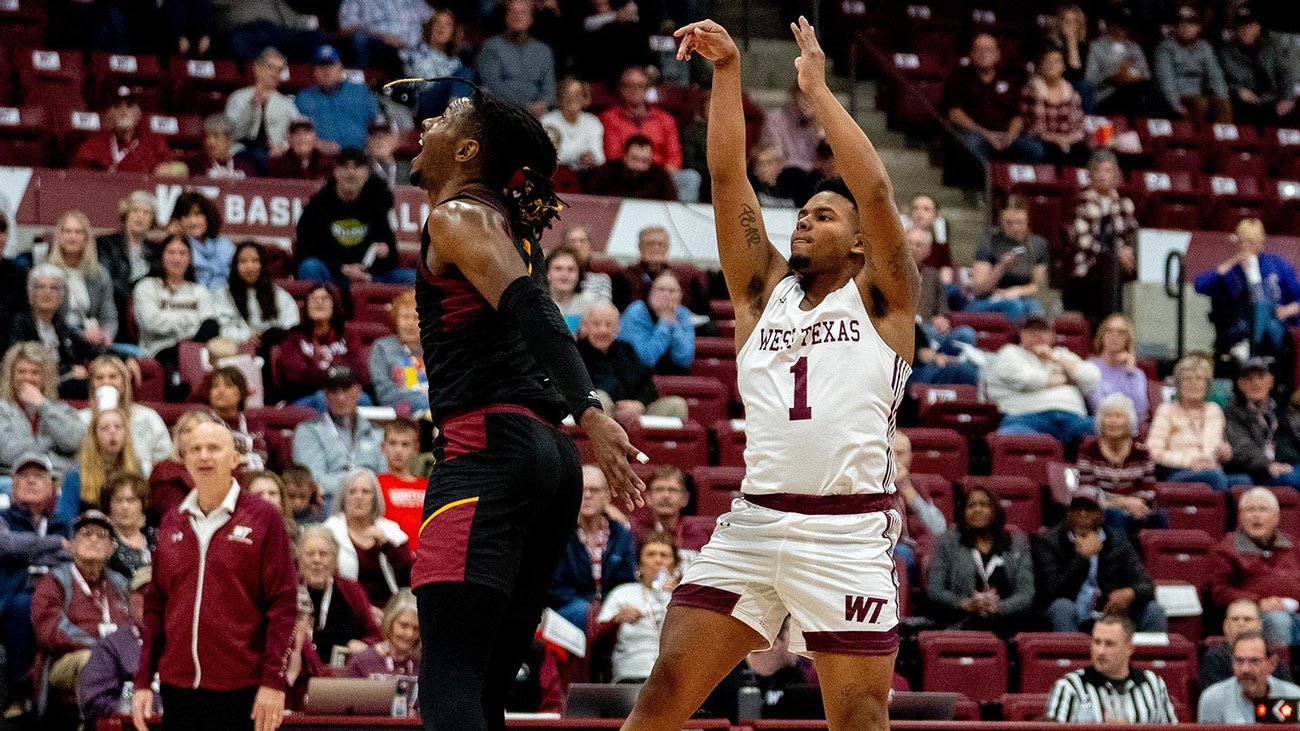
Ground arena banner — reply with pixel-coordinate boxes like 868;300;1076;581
0;167;800;264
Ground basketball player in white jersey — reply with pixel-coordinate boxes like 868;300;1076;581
620;18;918;731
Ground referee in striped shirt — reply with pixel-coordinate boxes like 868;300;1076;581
1046;615;1178;723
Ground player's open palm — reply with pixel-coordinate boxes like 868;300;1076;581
790;16;826;94
673;19;739;66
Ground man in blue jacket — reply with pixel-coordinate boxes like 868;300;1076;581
294;45;379;152
547;466;637;630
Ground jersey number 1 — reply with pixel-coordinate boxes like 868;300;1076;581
789;356;812;421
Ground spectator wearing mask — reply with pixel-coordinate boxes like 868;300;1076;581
1020;49;1088;166
292;365;385;500
1200;599;1293;689
1088;314;1149;423
1225;358;1300;489
542;79;606;171
1033;487;1167;633
96;191;159;322
190;114;256;179
337;0;432;77
31;510;132;697
616;226;710;316
761;83;824;173
908;227;975;355
295;45;380;152
213;241;301;350
1200;631;1300;723
168;192;235;291
225;47;301;162
548;466;637;630
967;196;1048;322
943;33;1039;169
296;526;382;661
322;468;412;609
10;266;105;398
927;486;1036;638
376;419;425;551
77;566;155;727
1046;616;1177;722
1210;487;1300;649
1219;6;1298;125
71;87;175;174
345;590;420;678
206;366;270;471
619;270;695;375
0;454;72;698
279;285;369;408
1195;218;1300;367
44;210;119;347
560;225;614;303
57;407;141;522
578;302;689;424
593;532;679;682
586;135;678;201
368;291;428;416
477;0;556;117
1148;354;1252;491
630;467;711;564
266;119;334;180
988;316;1099;442
132;420;299;731
81;355;172;472
99;473;154;582
365;119;410;189
1084;6;1155;115
131;235;219;368
1077;394;1167;543
1155;5;1232;123
547;245;599;333
295;148;409;287
1067;150;1139;326
0;342;87;476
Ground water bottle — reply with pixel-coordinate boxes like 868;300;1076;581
392;678;410;718
151;674;163;716
117;681;135;716
652;568;670;592
736;668;763;720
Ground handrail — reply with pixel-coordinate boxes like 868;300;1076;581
1164;249;1186;360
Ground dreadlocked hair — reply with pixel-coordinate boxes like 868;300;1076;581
463;88;564;243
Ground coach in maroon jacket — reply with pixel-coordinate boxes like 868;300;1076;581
132;420;299;731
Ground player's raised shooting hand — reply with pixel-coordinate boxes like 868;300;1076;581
673;19;739;67
790;16;827;94
580;408;647;511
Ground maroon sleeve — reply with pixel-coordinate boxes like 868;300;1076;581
1209;538;1256;608
380;541;413;587
258;508;301;690
31;575;84;655
277;333;325;391
70;136;107;170
135;520;171;687
344;334;369;387
338;577;383;644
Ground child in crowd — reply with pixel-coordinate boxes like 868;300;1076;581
282;463;327;524
377;418;426;551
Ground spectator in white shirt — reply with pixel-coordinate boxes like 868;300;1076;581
988;316;1100;443
594;532;679;683
224;47;301;162
542;79;606;170
1199;631;1300;723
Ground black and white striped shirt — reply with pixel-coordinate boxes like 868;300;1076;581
1046;666;1178;723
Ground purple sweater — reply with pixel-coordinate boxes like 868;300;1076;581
344;645;419;678
1088;357;1150;423
77;625;150;723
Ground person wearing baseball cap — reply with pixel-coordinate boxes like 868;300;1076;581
1153;4;1233;122
1224;357;1300;488
1033;483;1167;633
1219;4;1298;124
78;566;160;726
294;45;379;151
292;364;385;500
70;85;177;174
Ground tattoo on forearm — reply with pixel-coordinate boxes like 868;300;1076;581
739;205;762;249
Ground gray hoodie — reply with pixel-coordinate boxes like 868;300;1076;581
1154;37;1229;109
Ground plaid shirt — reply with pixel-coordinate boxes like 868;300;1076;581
1019;76;1084;143
1069;188;1139;277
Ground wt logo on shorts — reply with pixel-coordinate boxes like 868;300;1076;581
845;595;888;623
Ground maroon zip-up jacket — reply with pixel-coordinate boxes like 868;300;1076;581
136;485;299;691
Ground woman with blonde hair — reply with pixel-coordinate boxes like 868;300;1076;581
9;264;105;397
0;341;86;477
57;407;141;521
79;355;172;472
322;468;412;608
344;589;421;678
1148;354;1253;491
1088;314;1149;424
96;190;159;318
45;210;119;346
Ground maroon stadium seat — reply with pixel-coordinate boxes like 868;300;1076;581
1053;313;1092;357
135;358;166;402
15;49;85;109
949;311;1016;351
0;105;51;166
653;375;729;428
712;419;746;468
901;427;967;482
172;57;244;116
1015;632;1091;693
0;3;48;48
1139;528;1215;589
89;52;169;111
986;433;1063;486
629;421;709;471
918;630;1007;702
1000;692;1050;721
343;320;392;348
1132;634;1197;704
911;473;954;522
691;336;738;403
921;399;1003;438
960;476;1041;533
908;383;978;419
1156;482;1226;535
690;466;744;517
141;401;198;429
350;282;410;325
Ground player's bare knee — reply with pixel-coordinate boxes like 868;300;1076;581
826;689;889;731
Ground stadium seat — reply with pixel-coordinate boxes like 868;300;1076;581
1139;528;1215;589
949;311;1016;351
1015;632;1091;693
89;52;169;111
1000;692;1050;721
172;57;243;116
0;3;48;48
909;383;978;419
1232;486;1300;536
251;405;319;470
712;419;746;468
653;375;729;427
0;105;51;166
986;433;1064;486
16;49;85;109
709;299;734;321
274;278;316;309
918;630;1008;702
690;466;744;517
143;401;198;429
691;336;738;403
1132;634;1197;705
343;320;392;347
1052;313;1092;357
145;113;204;156
901;427;967;482
960;476;1041;533
350;282;410;325
628;421;709;471
911;473;954;522
135;358;166;402
920;399;1002;438
1155;482;1226;535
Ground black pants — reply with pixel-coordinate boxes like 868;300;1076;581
414;409;582;730
159;684;257;731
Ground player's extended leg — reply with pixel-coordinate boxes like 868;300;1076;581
811;652;897;731
416;581;510;731
621;606;766;730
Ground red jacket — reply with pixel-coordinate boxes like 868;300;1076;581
599;106;682;171
31;564;131;656
147;459;193;529
137;488;299;691
1209;529;1300;607
70;127;175;174
278;329;367;403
